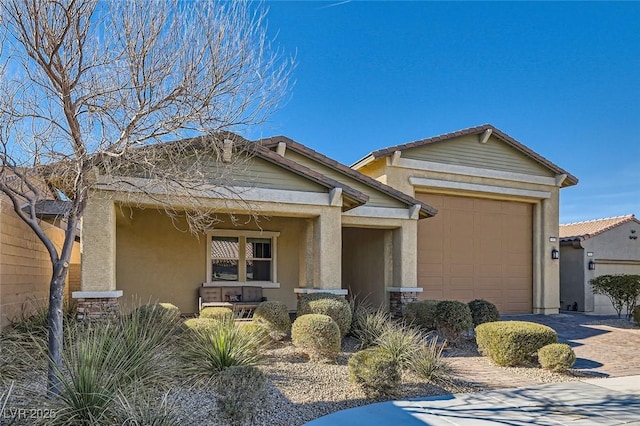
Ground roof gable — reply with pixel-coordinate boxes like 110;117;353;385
354;124;578;187
560;214;639;241
259;136;437;218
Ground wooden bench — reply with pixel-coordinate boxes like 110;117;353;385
198;286;266;316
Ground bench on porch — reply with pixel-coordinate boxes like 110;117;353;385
198;285;266;316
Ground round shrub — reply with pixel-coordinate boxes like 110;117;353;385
538;343;576;372
298;297;352;337
468;299;500;327
200;307;234;322
435;300;473;341
291;314;341;362
297;292;344;314
214;365;267;426
253;301;291;339
404;300;438;331
348;347;400;399
238;321;270;345
133;303;181;323
475;321;558;366
182;318;217;333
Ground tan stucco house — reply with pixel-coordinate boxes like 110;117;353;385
3;124;577;321
76;135;436;318
560;214;640;315
353;125;578;314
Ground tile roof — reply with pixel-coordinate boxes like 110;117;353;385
352;124;578;187
560;214;639;241
258;136;437;218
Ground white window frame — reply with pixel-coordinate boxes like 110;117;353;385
206;230;280;288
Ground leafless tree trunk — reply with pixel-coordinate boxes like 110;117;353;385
0;0;291;395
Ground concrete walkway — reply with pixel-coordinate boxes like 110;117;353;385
305;376;640;425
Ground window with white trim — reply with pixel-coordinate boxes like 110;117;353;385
208;231;279;283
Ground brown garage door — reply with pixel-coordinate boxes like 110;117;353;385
416;193;533;314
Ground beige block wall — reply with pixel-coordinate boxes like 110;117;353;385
115;208;305;314
0;198;80;327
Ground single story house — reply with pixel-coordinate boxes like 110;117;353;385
560;214;640;315
71;124;577;317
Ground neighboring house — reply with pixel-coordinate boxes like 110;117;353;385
560;215;640;315
0;197;81;327
353;124;578;314
14;124;576;319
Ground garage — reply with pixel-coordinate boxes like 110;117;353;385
415;193;533;314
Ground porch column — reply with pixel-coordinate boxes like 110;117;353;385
533;188;560;314
387;220;422;318
313;207;342;289
73;196;121;320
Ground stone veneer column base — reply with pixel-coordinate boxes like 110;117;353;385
387;287;423;319
293;288;348;300
72;291;123;321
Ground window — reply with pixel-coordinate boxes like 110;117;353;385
208;231;279;283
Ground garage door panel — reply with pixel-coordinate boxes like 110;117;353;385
479;264;503;277
416;193;533;313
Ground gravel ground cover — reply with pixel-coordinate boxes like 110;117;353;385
1;335;585;426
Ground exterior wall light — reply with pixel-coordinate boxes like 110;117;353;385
551;248;559;260
588;260;596;270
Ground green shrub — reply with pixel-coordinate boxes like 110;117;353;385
435;300;473;341
353;308;391;349
253;301;291;339
297;292;344;314
375;322;424;368
291;314;341;362
349;347;400;399
214;365;267;426
298;295;352;337
238;321;270;345
180;318;264;383
538;343;576;372
200;307;234;322
133;303;181;324
182;318;217;333
468;299;500;327
476;321;558;366
591;274;640;319
410;338;452;385
404;300;438;331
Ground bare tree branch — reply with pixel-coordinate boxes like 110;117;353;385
0;0;292;394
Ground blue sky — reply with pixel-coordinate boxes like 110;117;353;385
253;1;640;224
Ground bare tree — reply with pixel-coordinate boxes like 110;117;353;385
0;0;291;394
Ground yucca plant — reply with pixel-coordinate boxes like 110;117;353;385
375;323;424;368
353;308;391;350
180;318;265;384
46;304;178;425
409;338;453;385
111;387;180;426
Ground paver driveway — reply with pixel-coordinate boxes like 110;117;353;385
504;313;640;377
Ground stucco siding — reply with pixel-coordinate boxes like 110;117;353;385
201;155;326;193
401;134;555;177
115;208;303;314
342;227;388;309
